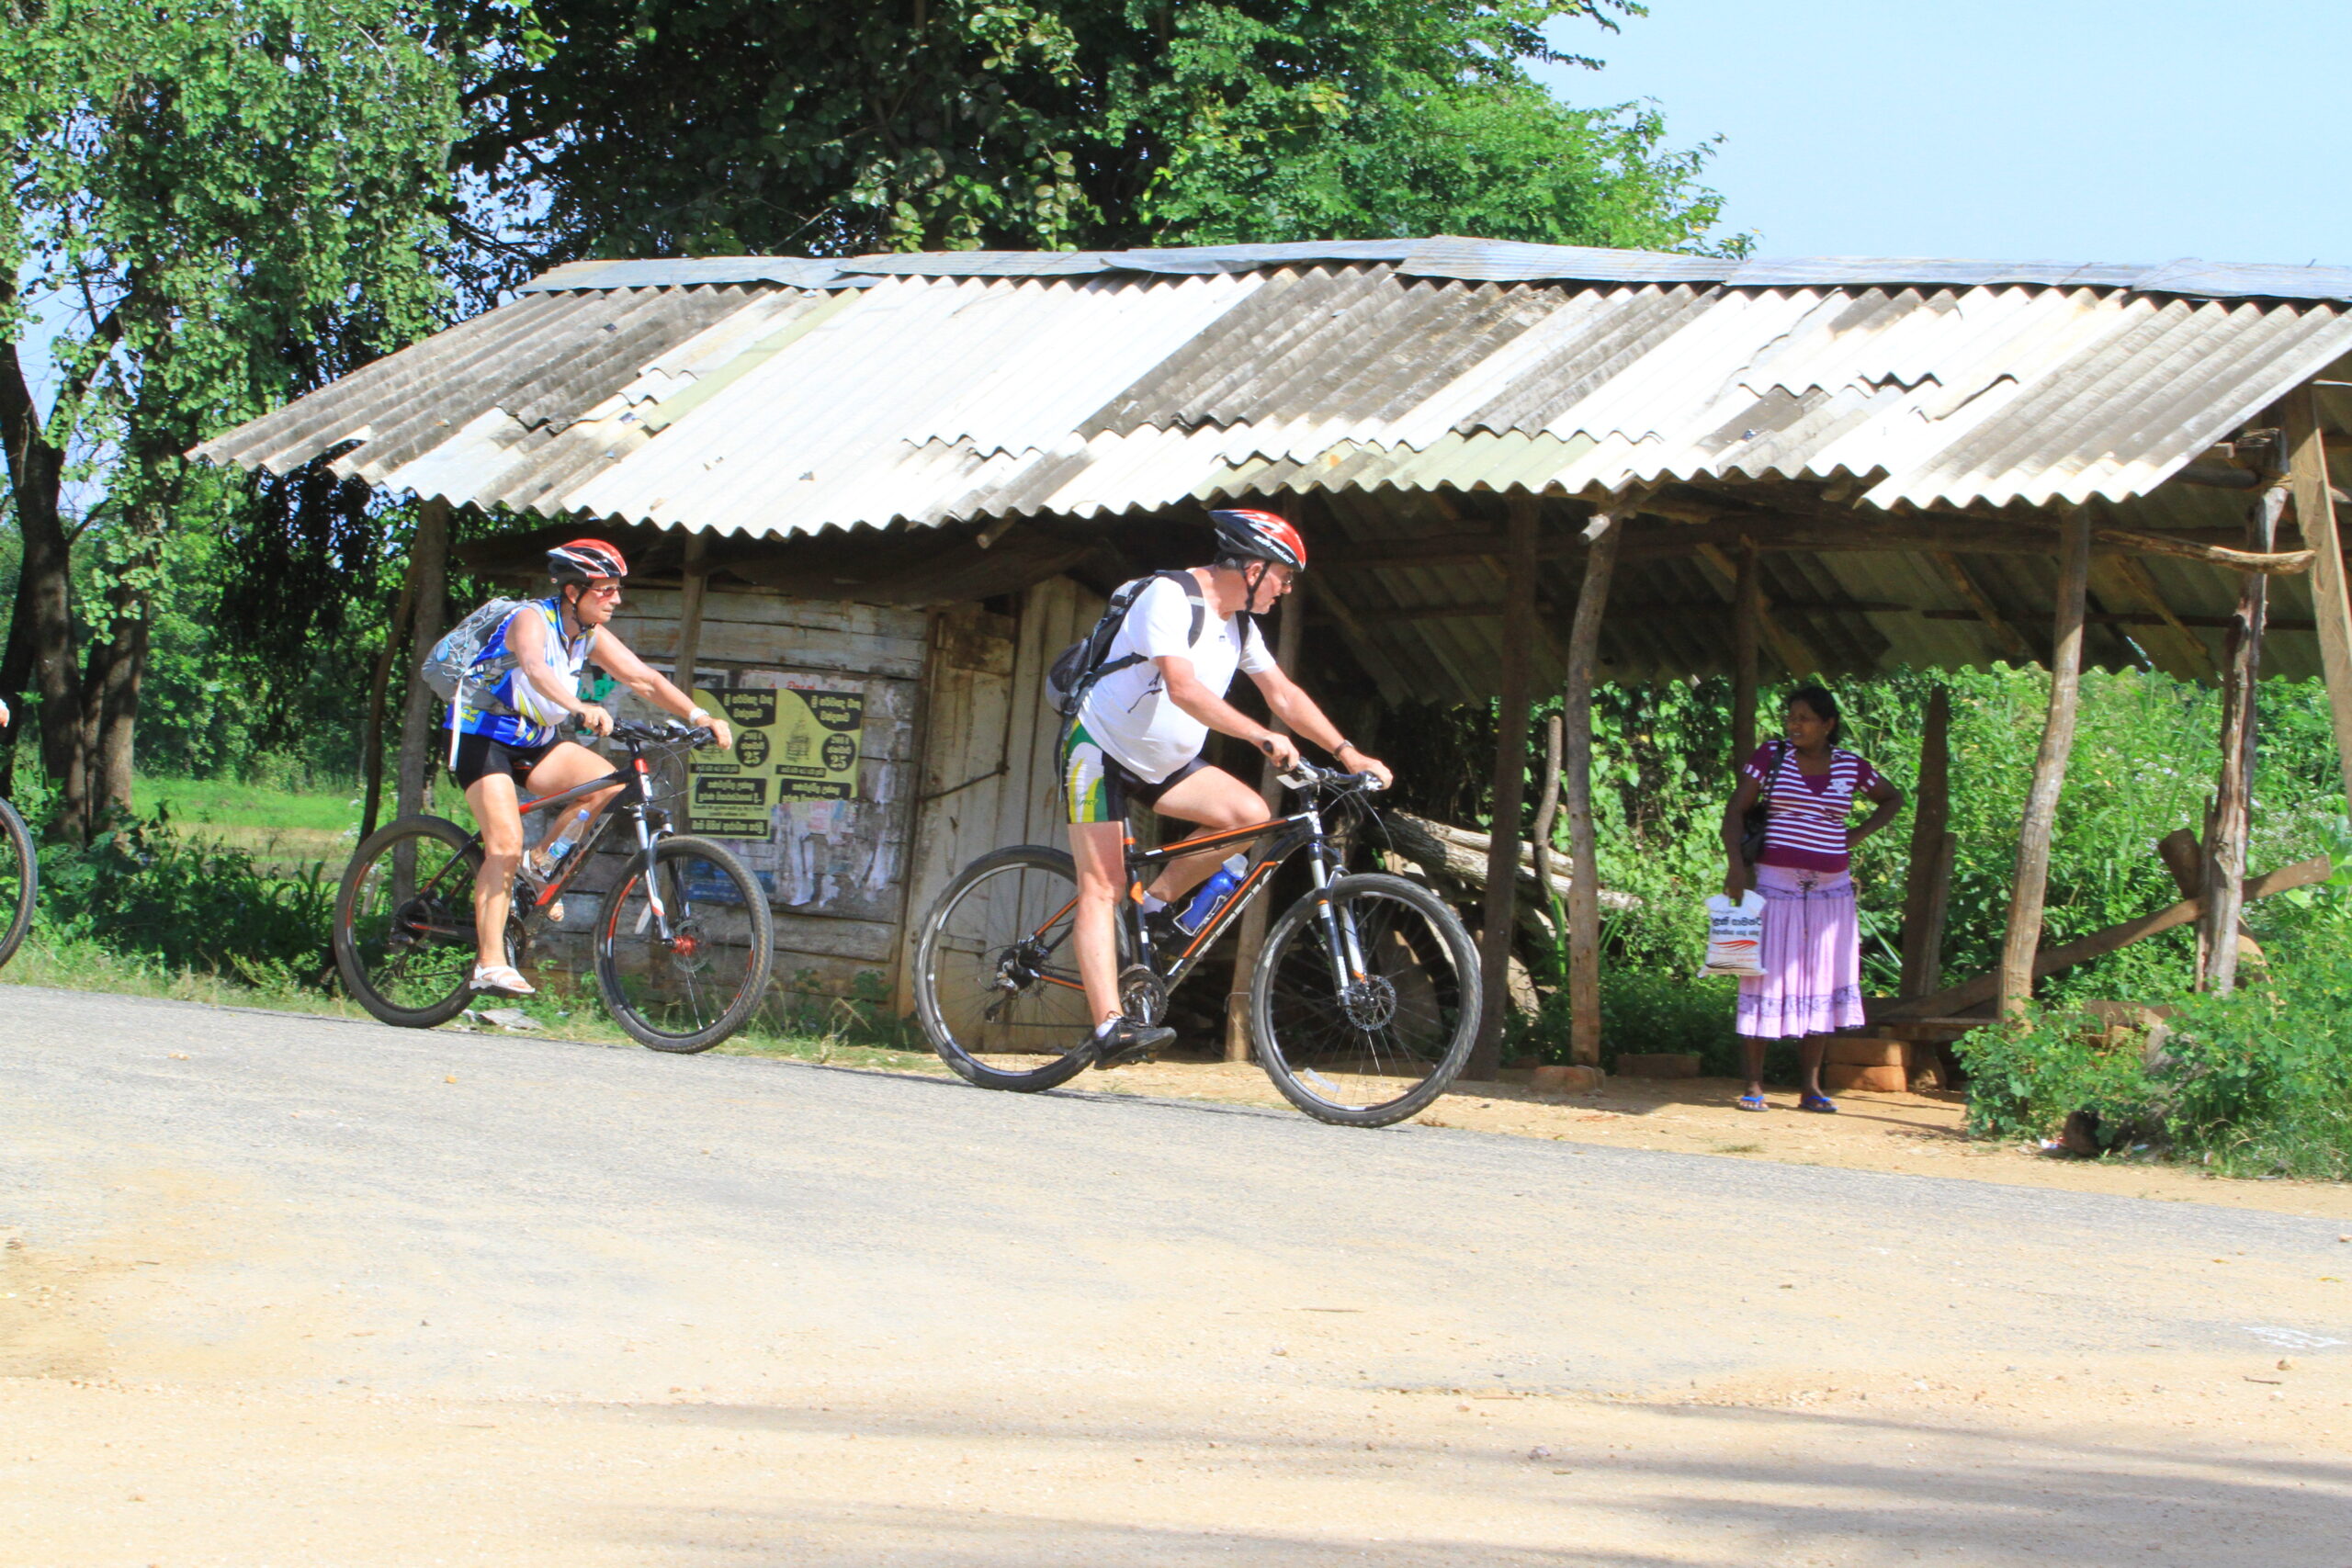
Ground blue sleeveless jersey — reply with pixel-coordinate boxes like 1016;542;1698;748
454;598;596;749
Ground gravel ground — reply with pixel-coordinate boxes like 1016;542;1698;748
3;984;2348;1565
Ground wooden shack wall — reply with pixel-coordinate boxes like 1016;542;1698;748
605;585;929;1010
895;577;1105;1012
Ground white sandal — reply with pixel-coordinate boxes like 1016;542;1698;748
469;963;536;998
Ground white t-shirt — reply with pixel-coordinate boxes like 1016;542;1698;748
1078;573;1275;783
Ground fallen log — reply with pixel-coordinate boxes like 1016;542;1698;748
1880;853;2332;1021
1381;811;1640;915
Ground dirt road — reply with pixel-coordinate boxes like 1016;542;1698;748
4;985;2347;1565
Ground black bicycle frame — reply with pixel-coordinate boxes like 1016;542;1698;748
510;744;677;934
1109;789;1369;996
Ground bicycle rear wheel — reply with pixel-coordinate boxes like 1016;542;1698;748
1250;872;1480;1127
334;815;485;1028
0;796;34;972
594;835;774;1053
912;845;1099;1092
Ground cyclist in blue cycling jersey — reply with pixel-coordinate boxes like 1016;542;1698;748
450;539;732;998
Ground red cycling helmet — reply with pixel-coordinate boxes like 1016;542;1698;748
548;538;629;585
1208;508;1307;572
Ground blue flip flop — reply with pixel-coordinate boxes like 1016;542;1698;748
1799;1091;1839;1114
1736;1093;1769;1112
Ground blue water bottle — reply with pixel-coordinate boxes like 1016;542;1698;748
1174;855;1249;937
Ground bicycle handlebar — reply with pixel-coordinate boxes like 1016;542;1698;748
1278;760;1385;795
605;718;719;750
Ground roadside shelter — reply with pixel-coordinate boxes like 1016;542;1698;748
196;238;2352;1067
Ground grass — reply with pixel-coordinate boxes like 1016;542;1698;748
5;931;944;1075
137;773;362;877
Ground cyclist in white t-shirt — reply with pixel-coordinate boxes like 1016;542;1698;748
1062;509;1392;1066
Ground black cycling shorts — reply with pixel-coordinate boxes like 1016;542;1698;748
451;731;558;790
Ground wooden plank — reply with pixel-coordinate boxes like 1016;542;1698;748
1887;852;2331;1021
2286;387;2352;807
1695;543;1819;676
2199;483;2281;992
617;618;926;680
1731;543;1760;761
1930;551;2036;664
1998;508;2091;1016
2096;553;2218;682
2156;826;2262;968
1898;683;1952;999
1303;574;1411;704
1563;509;1623;1069
1470;495;1543;1078
895;603;1018;1013
671;532;710;688
1225;581;1306;1062
621;585;931;642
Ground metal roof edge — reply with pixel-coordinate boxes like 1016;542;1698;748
512;242;2352;303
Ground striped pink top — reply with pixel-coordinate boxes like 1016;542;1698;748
1742;743;1883;874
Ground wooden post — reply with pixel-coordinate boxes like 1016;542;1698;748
2198;483;2282;992
2285;388;2352;808
1529;708;1566;945
1469;494;1543;1079
1224;573;1307;1062
1562;508;1623;1068
1898;683;1952;999
1731;542;1760;761
392;497;453;820
359;574;417;840
1997;508;2091;1017
673;531;711;695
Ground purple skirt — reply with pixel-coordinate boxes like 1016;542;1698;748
1735;865;1865;1039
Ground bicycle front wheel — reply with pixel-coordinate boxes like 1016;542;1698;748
594;835;774;1053
0;796;34;972
912;845;1098;1092
1250;872;1480;1127
334;815;485;1028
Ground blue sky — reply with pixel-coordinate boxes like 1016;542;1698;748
1534;0;2352;267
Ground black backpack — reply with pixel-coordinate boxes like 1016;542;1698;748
1046;570;1207;718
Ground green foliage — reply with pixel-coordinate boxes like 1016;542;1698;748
449;0;1729;272
35;810;334;979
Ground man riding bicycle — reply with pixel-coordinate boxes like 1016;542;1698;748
448;539;732;998
1064;509;1392;1066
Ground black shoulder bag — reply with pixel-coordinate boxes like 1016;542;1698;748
1738;739;1792;866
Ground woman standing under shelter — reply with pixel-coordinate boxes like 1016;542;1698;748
1719;686;1904;1112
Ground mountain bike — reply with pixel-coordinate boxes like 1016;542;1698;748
332;720;775;1052
912;762;1480;1126
0;794;33;974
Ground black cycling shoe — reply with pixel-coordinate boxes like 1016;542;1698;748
1091;1015;1176;1069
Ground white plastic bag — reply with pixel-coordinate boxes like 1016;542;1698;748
1701;890;1768;977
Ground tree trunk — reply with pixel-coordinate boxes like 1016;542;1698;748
1529;708;1566;962
1998;509;2092;1016
1470;495;1542;1079
1731;541;1760;761
1563;509;1623;1068
2199;484;2281;992
360;578;417;840
1898;684;1952;999
394;499;455;819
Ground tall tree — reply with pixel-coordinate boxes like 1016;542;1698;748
1;0;457;835
449;0;1727;286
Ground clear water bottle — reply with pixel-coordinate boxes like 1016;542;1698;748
540;806;594;872
1174;855;1250;936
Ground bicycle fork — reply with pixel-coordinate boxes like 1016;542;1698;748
1302;806;1370;993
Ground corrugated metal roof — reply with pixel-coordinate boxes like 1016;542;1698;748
193;237;2352;698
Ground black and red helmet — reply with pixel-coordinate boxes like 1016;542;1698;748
1208;508;1307;571
548;538;629;585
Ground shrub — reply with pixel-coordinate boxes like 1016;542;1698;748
34;809;334;980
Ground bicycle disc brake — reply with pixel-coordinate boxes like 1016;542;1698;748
1118;964;1167;1026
